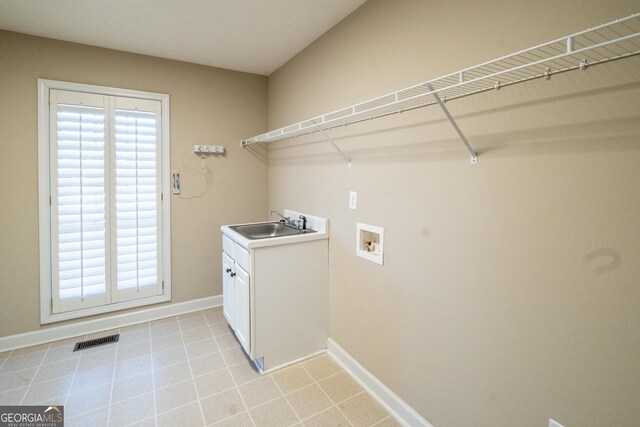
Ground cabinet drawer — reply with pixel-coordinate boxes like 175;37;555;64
234;243;250;272
223;235;234;258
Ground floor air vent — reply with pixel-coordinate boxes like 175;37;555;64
73;334;119;352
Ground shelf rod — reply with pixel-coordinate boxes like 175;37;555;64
426;84;478;164
316;125;352;167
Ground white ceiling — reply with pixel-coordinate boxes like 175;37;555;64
0;0;367;75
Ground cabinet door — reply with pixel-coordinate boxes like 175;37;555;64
222;252;235;329
234;264;251;355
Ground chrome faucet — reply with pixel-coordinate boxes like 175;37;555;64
270;211;307;231
270;210;296;227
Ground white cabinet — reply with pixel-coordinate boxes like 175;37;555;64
222;236;251;355
221;214;329;373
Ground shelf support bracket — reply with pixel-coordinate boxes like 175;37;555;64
315;125;352;167
426;83;478;164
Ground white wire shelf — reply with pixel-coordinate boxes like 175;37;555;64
241;13;640;149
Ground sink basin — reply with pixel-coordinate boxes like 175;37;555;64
229;222;316;240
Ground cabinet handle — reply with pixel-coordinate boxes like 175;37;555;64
225;268;232;273
230;272;236;277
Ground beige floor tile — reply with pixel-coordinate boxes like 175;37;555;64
318;371;364;404
76;349;116;372
119;322;149;332
190;352;227;377
201;307;223;316
11;343;51;356
178;311;205;321
111;371;154;403
228;361;262;385
221;346;251;367
0;387;28;404
108;391;155;427
152;346;187;370
66;383;112;416
302;407;351;427
157;401;204;427
155;379;198;413
128;416;157;427
150;320;180;339
182;326;213;344
373;416;403;426
0;368;38;393
200;388;246;425
215;334;241;351
151;332;184;352
154;361;193;389
21;374;73;404
238;376;282;409
114;354;152;381
49;336;86;349
339;393;389;427
194;368;235;398
272;365;314;394
286;384;333;420
66;405;109;427
249;397;299;427
302;354;342;381
116;340;151;362
212;411;253;426
118;328;150;347
70;364;114;393
185;338;219;360
210;322;234;337
1;351;47;373
179;316;209;332
205;311;227;326
151;316;178;326
33;357;79;384
41;346;80;365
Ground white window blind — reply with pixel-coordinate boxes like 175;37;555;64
40;82;170;323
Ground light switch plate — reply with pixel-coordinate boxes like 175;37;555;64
549;419;565;427
349;191;357;210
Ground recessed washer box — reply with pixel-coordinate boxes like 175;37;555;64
356;223;384;265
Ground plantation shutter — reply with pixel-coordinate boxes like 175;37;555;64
50;90;110;313
113;97;163;302
49;90;163;314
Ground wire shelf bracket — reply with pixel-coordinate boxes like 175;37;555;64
240;13;640;165
426;83;478;164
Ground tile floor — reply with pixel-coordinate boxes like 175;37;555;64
0;308;400;427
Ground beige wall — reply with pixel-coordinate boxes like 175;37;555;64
0;31;268;336
268;1;640;426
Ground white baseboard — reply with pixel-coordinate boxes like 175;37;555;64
0;295;221;353
327;338;432;427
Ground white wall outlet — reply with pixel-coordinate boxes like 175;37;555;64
549;419;565;427
349;191;357;210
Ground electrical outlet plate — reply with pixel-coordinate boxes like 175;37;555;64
549;419;565;427
349;191;357;210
